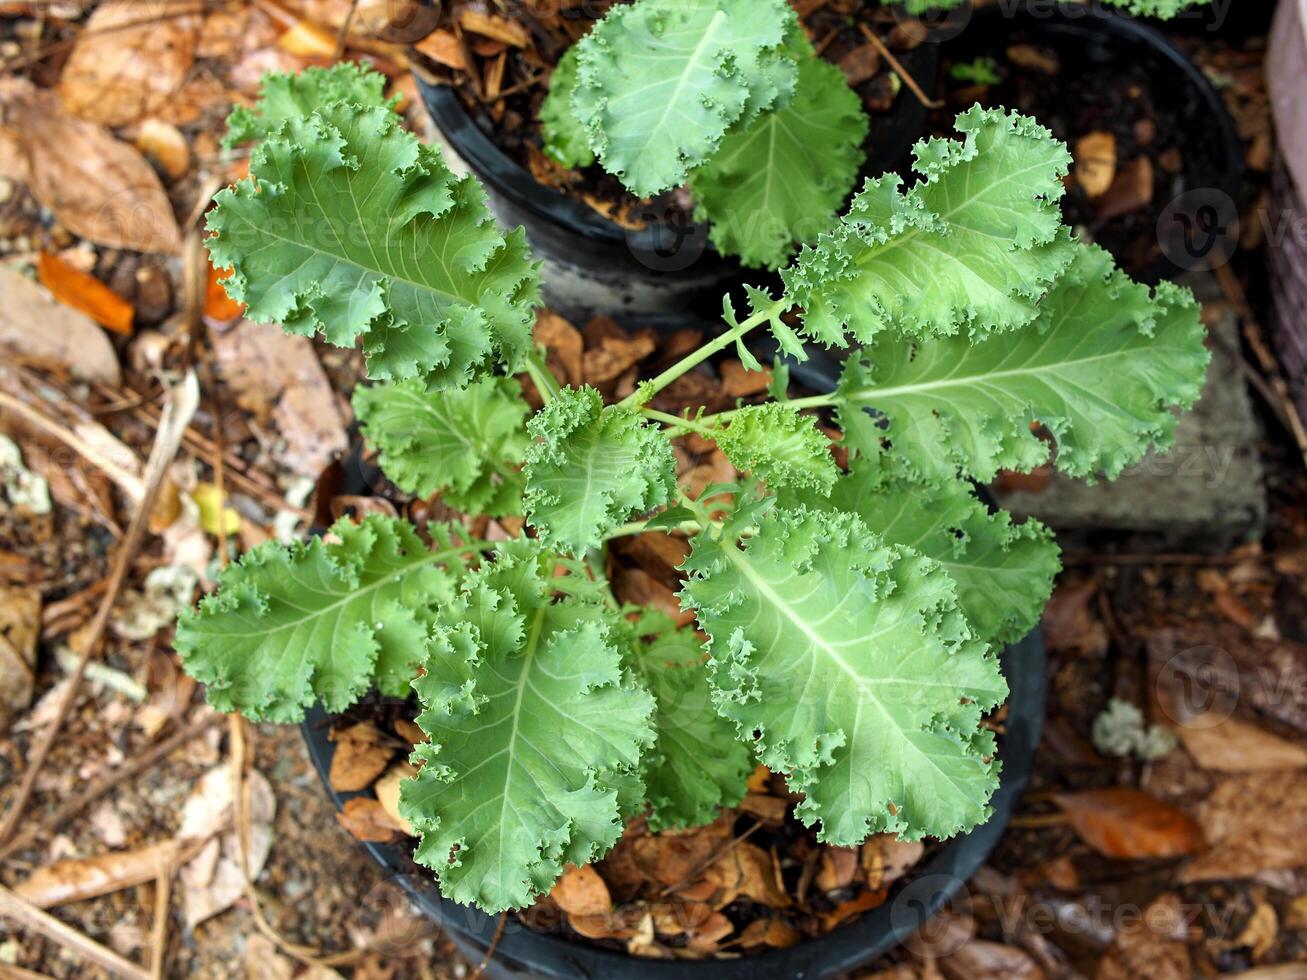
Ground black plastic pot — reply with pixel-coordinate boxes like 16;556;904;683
300;345;1048;979
941;1;1243;282
414;30;938;324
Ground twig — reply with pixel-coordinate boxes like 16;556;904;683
0;373;199;848
1213;263;1307;471
0;712;224;863
857;23;943;109
0;386;144;502
149;856;174;980
227;717;366;969
468;913;508;980
332;0;361;63
0;884;150;980
657;821;764;897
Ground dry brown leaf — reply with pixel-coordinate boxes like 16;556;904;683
373;762;416;837
816;846;860;893
584;334;657;386
942;940;1046;980
205;262;245;324
458;9;530;47
1181;771;1307;882
1054;788;1205;858
1096;892;1189;980
1074;131;1117;198
0;585;39;735
720;359;772;397
37;253;134;336
613;565;695;628
0;267;121;384
1174;713;1307;772
1235;901;1278;961
337;797;403;843
210;319;347;475
868;834;925;887
278;18;338;57
1041;578;1108;657
550;864;614;938
738;793;789;826
415;29;466;69
838;44;881;86
57;1;200;126
134;118;192;180
820;887;887;930
615;530;690;584
629;832;720;889
704;842;790;909
328;727;395;793
533;310;584;388
1095;156;1155;220
14;840;185;909
7;91;180;253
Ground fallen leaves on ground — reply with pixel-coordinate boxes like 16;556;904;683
1181;771;1307;883
57;0;201;127
1054;788;1205;859
0;585;39;734
328;722;396;793
1173;713;1307;771
5;88;181;254
0;267;121;384
37;253;134;336
1096;893;1190;980
210;319;348;477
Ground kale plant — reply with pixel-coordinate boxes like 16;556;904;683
178;63;1209;915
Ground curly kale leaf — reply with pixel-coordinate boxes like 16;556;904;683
780;106;1074;346
524;386;677;555
715;403;837;494
399;542;655;913
222;63;395;148
353;377;528;516
690;40;868;268
620;612;753;832
175;516;472;722
681;504;1007;844
571;0;799;196
834;242;1210;483
206;103;540;391
798;463;1060;646
540;46;595;169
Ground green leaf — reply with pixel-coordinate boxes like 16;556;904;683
807;463;1061;646
690;44;868;268
834;242;1211;483
206;103;540;391
622;612;753;832
1103;0;1204;15
716;403;837;494
399;542;655;913
681;504;1007;844
540;46;595;169
175;516;472;722
352;377;528;516
223;63;395;149
524;386;677;555
780;106;1075;346
572;0;798;196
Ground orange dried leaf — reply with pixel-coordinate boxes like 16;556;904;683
205;263;246;323
37;253;134;336
1054;787;1204;858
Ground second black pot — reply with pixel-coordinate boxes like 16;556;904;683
414;31;938;325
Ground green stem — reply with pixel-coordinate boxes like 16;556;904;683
700;391;836;426
641;408;720;439
524;347;562;405
605;516;703;540
617;296;789;410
